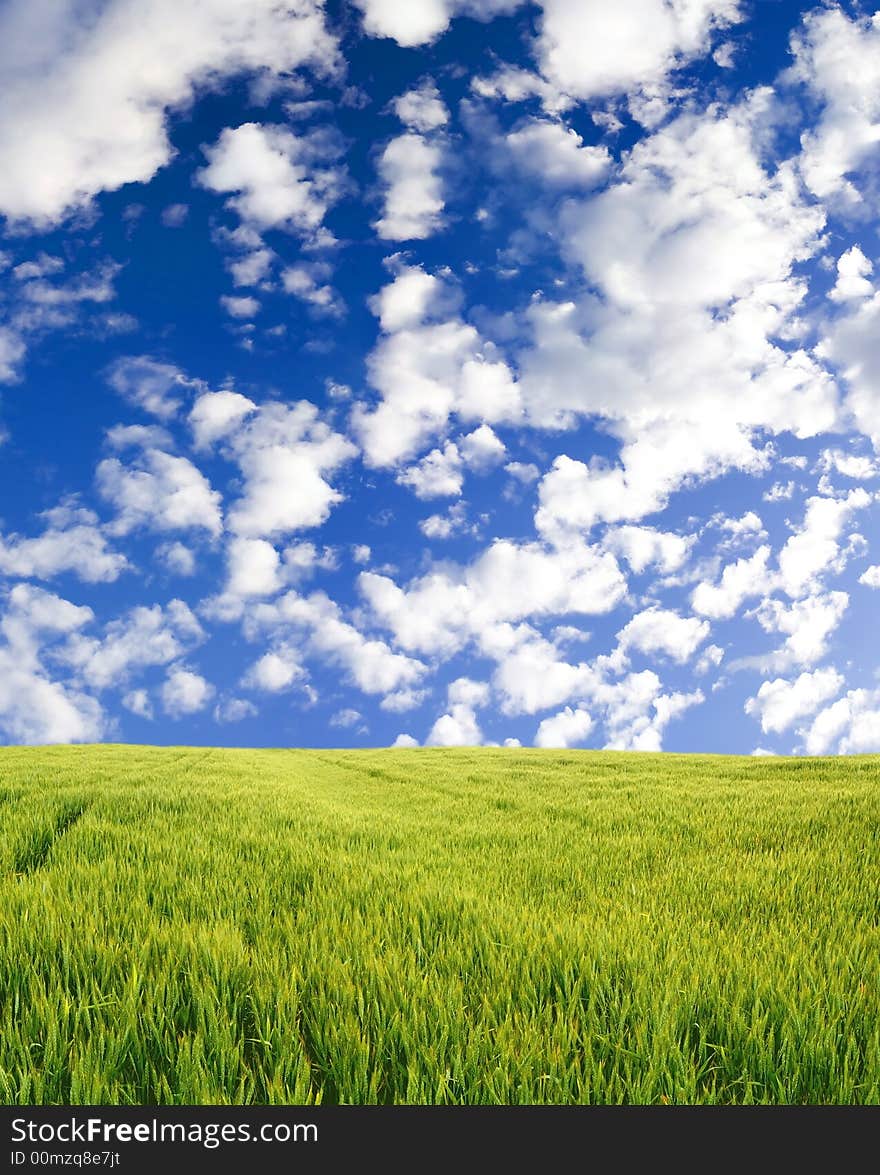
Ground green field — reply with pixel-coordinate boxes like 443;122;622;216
1;745;879;1105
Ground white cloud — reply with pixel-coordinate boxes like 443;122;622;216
229;247;273;287
763;480;796;502
777;489;870;598
224;402;357;539
0;504;127;584
96;449;223;537
426;705;483;745
161;666;213;718
0;0;339;225
745;667;843;735
156;541;196;577
381;688;428;713
393;81;449;131
355;0;522;47
161;203;189;228
354;268;520;467
459;425;506;471
859;566;880;589
525;98;834;540
221;294;260;319
106;355;195;420
716;511;766;547
106;424;174;451
392;732;420;747
249;590;427;700
419;503;470;540
830;247;874;302
0;327;26;383
427;676;490;746
361;537;626;658
368;264;441;333
789;8;880;202
200;122;343;239
226;537;283;598
123;689;153;720
281;263;342;316
613;607;709;667
505;462;540;484
752;591;849;669
189;390;257;451
397;442;463;499
0;584;103;744
330;707;363;728
818;449;878;480
691;546;773;620
504;118;611;187
243;649;303;693
534;705;593;748
802;689;880;756
695;644;724;675
448;677;491;707
375;133;445;241
602;525;691;575
214;697;257;723
534;0;741;102
61;599;204;691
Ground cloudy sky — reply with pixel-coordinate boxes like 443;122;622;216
1;0;880;754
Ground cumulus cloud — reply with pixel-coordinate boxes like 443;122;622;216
0;504;127;584
354;0;522;48
789;7;880;202
602;525;691;575
829;247;874;303
223;402;356;539
745;667;843;736
96;449;223;537
243;649;304;693
534;0;742;102
246;590;427;702
426;677;490;746
353;266;520;467
534;705;593;748
106;355;196;420
752;591;849;670
61;599;204;691
393;81;449;131
397;442;463;499
200;122;343;240
0;584;103;744
802;688;880;756
691;546;773;620
0;0;339;225
612;607;709;667
526;97;834;541
776;489;870;599
361;537;626;658
161;666;213;718
504;118;611;187
189;390;257;450
375;133;445;241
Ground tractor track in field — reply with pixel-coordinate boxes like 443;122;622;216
13;802;87;876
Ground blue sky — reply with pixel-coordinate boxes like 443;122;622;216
1;0;880;754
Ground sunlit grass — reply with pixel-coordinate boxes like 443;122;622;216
1;745;878;1104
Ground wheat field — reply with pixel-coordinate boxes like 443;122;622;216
1;745;878;1104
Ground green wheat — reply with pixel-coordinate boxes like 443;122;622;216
0;745;878;1104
